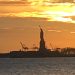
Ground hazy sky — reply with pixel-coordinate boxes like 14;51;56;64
0;1;75;52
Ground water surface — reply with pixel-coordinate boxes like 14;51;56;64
0;57;75;75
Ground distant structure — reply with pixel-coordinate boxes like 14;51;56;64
1;25;75;58
20;42;28;51
39;26;48;53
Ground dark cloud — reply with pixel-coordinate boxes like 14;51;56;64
0;16;75;30
0;1;29;6
0;17;47;26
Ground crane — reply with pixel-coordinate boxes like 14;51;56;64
20;42;28;51
50;43;54;51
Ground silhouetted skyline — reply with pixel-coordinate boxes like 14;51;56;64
0;27;75;58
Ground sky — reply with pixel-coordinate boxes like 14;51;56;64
0;0;75;53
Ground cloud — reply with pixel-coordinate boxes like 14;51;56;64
0;27;11;33
70;32;75;34
0;11;75;24
0;27;10;30
0;1;28;5
48;29;62;32
0;16;75;33
0;2;75;21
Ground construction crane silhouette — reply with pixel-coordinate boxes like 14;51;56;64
20;42;28;51
50;43;54;51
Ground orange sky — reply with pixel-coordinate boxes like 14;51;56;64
0;1;75;53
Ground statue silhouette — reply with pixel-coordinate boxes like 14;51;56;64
39;26;46;53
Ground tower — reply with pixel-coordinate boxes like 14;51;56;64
39;26;46;53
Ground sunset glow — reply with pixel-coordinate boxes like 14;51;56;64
0;2;75;23
0;1;75;52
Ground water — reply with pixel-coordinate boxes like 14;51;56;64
0;57;75;75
